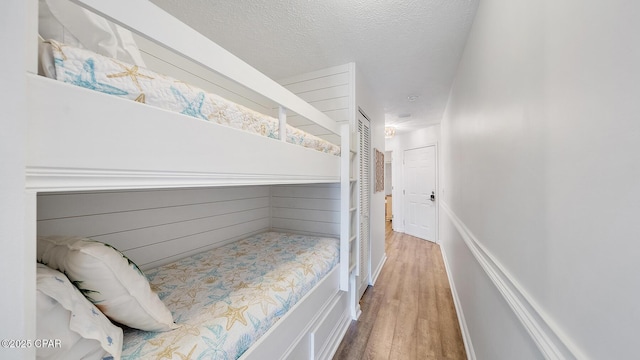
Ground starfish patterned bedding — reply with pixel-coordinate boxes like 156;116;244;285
121;232;339;359
39;40;341;156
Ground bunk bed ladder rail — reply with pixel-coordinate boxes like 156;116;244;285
339;123;351;291
340;124;359;297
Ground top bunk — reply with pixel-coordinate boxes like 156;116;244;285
26;0;352;193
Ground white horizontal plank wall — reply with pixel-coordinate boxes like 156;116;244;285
132;34;277;117
278;64;354;145
71;0;338;136
37;186;270;270
270;184;340;238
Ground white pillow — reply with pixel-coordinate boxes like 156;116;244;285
37;263;123;360
37;236;177;332
38;0;146;66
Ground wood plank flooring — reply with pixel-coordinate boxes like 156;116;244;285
333;222;467;360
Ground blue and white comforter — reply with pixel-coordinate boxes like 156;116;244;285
42;40;341;156
121;232;339;359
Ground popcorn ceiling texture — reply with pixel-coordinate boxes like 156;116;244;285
151;0;478;130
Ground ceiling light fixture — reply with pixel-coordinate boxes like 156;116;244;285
407;95;419;102
385;126;396;138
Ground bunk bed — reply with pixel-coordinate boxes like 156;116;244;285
27;0;347;192
27;0;358;359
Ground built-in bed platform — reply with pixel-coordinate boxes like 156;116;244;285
122;231;342;359
26;1;355;359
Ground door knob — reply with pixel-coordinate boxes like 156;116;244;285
430;191;435;202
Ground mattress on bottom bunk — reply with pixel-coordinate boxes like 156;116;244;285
39;40;341;156
122;231;339;360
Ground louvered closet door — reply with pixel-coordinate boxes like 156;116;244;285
357;112;371;299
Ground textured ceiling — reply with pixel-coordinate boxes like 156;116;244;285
150;0;478;134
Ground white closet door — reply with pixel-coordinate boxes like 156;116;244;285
357;112;371;299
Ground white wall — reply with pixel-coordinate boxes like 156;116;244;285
133;34;278;117
271;184;340;237
278;64;352;144
0;1;35;358
384;161;392;196
37;185;345;271
38;187;271;269
385;125;440;236
280;63;386;285
440;0;640;358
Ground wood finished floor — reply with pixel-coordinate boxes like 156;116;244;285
333;222;467;360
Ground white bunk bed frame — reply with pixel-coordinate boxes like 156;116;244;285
23;0;356;359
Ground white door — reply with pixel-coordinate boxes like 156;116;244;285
404;146;436;242
357;112;371;299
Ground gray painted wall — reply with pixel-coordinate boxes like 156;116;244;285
440;0;640;358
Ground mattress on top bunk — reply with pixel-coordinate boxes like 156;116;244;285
121;231;339;360
39;40;341;156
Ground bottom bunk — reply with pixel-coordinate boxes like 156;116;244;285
37;231;351;360
123;231;343;360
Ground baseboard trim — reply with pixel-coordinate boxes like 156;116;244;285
440;245;476;360
318;307;351;360
440;201;584;360
370;254;387;286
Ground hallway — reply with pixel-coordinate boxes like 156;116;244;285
333;223;466;360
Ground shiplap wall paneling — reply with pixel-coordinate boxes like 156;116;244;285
270;184;340;237
132;35;277;116
37;186;270;270
278;64;354;144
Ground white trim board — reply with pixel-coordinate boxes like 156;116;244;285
26;167;340;192
440;244;476;360
440;201;586;360
370;254;387;286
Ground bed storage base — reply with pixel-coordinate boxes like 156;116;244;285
240;267;350;360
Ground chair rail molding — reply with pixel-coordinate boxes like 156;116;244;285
440;201;586;360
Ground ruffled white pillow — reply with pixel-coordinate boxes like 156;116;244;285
37;236;177;332
38;0;146;66
37;263;123;360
